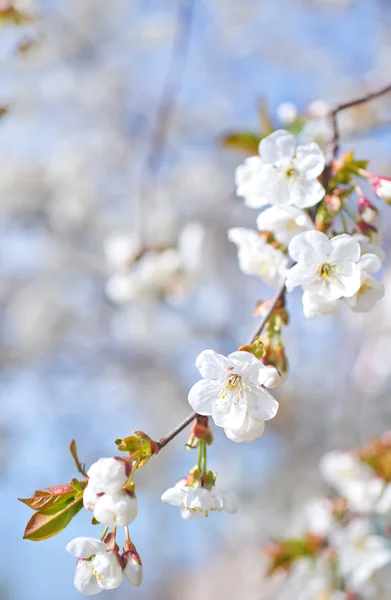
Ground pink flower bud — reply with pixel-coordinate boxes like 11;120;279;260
358;197;378;224
356;220;381;242
372;176;391;205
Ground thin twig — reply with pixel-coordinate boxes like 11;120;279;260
156;411;197;451
136;0;195;244
327;82;391;163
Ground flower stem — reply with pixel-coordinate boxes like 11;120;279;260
100;526;109;541
342;206;357;222
125;525;131;542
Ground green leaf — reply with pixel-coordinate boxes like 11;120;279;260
219;131;261;154
23;498;83;541
19;484;76;514
115;434;153;468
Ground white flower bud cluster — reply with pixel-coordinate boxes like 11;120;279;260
83;457;138;527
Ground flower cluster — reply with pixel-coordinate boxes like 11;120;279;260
233;129;387;320
20;96;391;597
105;222;204;305
83;457;138;527
66;456;142;595
263;436;391;599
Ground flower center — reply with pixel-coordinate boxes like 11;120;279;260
318;261;338;281
285;166;298;178
219;370;252;404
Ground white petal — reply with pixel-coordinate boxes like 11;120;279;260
92;553;123;590
74;561;101;595
225;413;265;443
188;378;216;416
289;177;325;208
330;234;361;264
295;142;325;179
180;507;205;519
87;457;128;495
345;276;384;312
161;486;186;506
302;291;339;318
247;386;279;421
262;365;282;388
125;557;143;587
214;489;239;514
195;349;229;379
227;350;264;385
93;492;138;527
259;130;296;163
285;262;318;291
66;537;107;559
228;227;260;248
358;252;382;275
212;397;247;429
288;230;330;263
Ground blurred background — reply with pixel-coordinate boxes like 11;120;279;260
2;0;391;598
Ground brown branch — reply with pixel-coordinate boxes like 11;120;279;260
155;81;391;453
139;0;195;193
327;82;391;165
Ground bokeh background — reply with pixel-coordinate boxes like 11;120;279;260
2;0;391;598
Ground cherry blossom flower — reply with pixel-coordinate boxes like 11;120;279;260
83;457;138;527
256;205;314;246
161;482;238;519
66;537;123;595
188;350;279;441
276;102;298;125
235;130;325;209
344;251;385;313
228;227;288;286
372;176;391;204
320;450;391;515
286;231;362;301
332;519;391;590
105;223;204;305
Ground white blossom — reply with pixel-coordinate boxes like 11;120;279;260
235;130;325;209
92;492;138;527
256;205;314;246
320;450;391;515
188;350;279;441
104;234;139;272
105;223;204;305
373;176;391;204
83;457;138;527
287;231;362;301
228;227;288;286
344;250;384;313
161;482;238;519
332;519;391;590
66;537;123;595
276;102;298;125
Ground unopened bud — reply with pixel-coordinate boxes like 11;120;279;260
187;416;213;446
123;542;143;587
356;220;381;242
372;175;391;204
358;197;378;224
325;193;342;213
